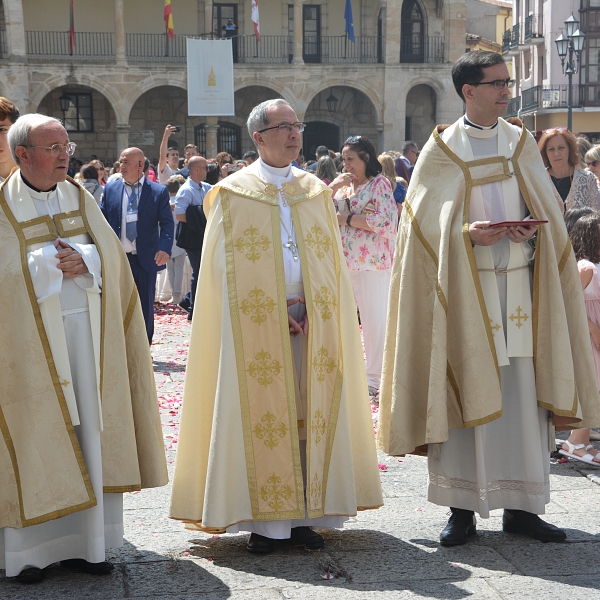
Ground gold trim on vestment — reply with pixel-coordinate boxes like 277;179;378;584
557;239;573;275
104;484;142;493
54;209;88;238
0;174;97;524
123;287;139;335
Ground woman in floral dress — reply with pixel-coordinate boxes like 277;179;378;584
330;136;398;397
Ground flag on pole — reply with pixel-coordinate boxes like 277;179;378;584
251;0;260;41
69;0;75;54
344;0;355;43
164;0;175;39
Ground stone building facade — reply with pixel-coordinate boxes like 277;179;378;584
0;0;466;164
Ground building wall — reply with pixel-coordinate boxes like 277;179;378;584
466;0;499;41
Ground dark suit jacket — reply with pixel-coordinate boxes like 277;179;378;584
101;178;174;273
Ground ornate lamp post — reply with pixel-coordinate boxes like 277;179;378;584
59;93;72;124
555;14;585;132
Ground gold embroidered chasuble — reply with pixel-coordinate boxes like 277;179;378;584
169;168;383;530
378;118;600;458
0;170;168;529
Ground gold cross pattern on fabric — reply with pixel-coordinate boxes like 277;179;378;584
304;225;333;260
312;346;336;382
489;319;502;336
509;306;529;329
260;473;293;511
253;411;288;449
311;409;327;444
246;350;282;387
313;285;336;321
309;472;322;510
239;287;276;325
234;225;271;263
264;184;279;198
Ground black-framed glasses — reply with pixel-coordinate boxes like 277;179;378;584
469;78;516;90
257;122;305;134
345;135;362;143
589;160;599;168
25;142;77;157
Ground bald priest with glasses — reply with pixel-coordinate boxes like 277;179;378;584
170;99;383;554
0;114;167;584
378;50;600;546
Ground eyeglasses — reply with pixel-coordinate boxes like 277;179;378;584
345;136;362;143
469;78;516;90
25;142;77;157
257;122;305;134
589;161;599;168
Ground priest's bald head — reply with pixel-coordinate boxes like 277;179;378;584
246;99;303;168
8;114;74;192
119;147;145;185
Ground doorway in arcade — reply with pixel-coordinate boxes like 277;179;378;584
303;122;339;161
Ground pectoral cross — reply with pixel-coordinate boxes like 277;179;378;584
509;306;529;329
284;235;299;261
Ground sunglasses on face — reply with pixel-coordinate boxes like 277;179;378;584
589;161;599;168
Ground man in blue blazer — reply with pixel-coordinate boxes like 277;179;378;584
101;147;174;343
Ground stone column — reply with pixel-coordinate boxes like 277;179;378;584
205;116;219;157
292;0;304;66
205;1;214;36
383;3;400;65
114;0;127;65
116;123;130;154
4;0;27;61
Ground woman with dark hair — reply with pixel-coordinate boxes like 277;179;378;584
538;128;600;213
330;136;398;398
205;162;220;185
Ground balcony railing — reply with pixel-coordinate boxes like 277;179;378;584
0;30;7;58
519;84;584;112
510;24;520;48
506;96;521;117
524;14;543;41
502;30;511;54
400;35;445;64
301;36;383;64
26;31;115;60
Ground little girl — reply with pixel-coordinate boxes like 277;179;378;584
562;212;600;464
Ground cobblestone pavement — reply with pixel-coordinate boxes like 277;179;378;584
2;304;600;599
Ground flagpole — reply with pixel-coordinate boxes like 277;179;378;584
165;26;169;57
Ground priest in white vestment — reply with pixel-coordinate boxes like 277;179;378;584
0;115;168;584
378;51;600;546
170;99;383;554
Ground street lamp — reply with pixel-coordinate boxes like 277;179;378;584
555;14;585;132
326;92;339;116
59;92;72;124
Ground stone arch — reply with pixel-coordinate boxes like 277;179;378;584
29;74;124;123
301;80;383;124
36;84;119;164
405;83;437;147
124;74;187;123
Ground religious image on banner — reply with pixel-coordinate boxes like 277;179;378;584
187;39;235;116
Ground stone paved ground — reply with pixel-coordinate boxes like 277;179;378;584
2;304;600;599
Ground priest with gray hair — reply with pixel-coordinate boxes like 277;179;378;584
0;113;167;584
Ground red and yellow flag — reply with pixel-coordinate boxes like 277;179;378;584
164;0;174;39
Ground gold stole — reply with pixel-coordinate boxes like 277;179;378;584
2;173;102;428
441;119;533;366
220;175;342;520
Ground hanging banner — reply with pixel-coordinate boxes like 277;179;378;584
187;38;235;116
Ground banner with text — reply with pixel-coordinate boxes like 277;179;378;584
187;38;235;116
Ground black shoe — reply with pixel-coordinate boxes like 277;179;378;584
502;509;567;542
289;526;325;549
247;533;275;554
187;311;193;321
178;297;191;312
60;559;115;574
440;508;477;547
15;567;45;584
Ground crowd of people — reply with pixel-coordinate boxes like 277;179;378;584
3;48;600;587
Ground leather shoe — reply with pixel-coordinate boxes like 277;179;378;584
247;533;275;554
290;526;325;549
178;297;191;312
502;509;567;542
60;559;115;574
15;567;45;584
440;507;477;547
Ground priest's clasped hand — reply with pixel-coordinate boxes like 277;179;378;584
54;239;89;278
469;221;537;246
287;296;308;337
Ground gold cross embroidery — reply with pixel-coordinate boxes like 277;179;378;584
309;472;322;510
311;409;327;444
60;379;71;387
247;350;282;387
260;473;293;511
253;411;288;449
489;319;501;336
509;306;529;329
312;347;336;382
313;285;336;321
234;226;271;263
305;225;332;260
240;287;276;325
